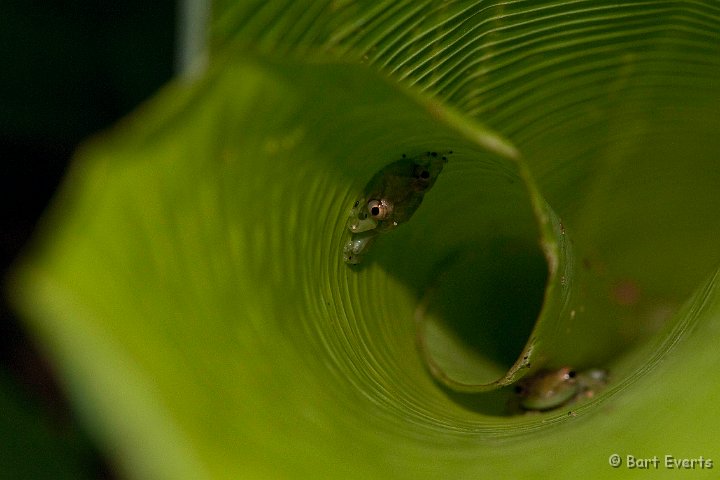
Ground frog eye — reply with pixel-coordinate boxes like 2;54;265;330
416;166;431;180
347;197;378;233
367;199;391;220
411;164;435;191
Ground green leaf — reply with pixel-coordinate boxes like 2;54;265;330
9;1;720;478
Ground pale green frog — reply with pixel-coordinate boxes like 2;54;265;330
343;151;448;264
514;367;608;411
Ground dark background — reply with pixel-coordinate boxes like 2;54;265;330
1;2;175;477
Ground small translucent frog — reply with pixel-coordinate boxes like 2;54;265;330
343;151;449;264
513;367;608;412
